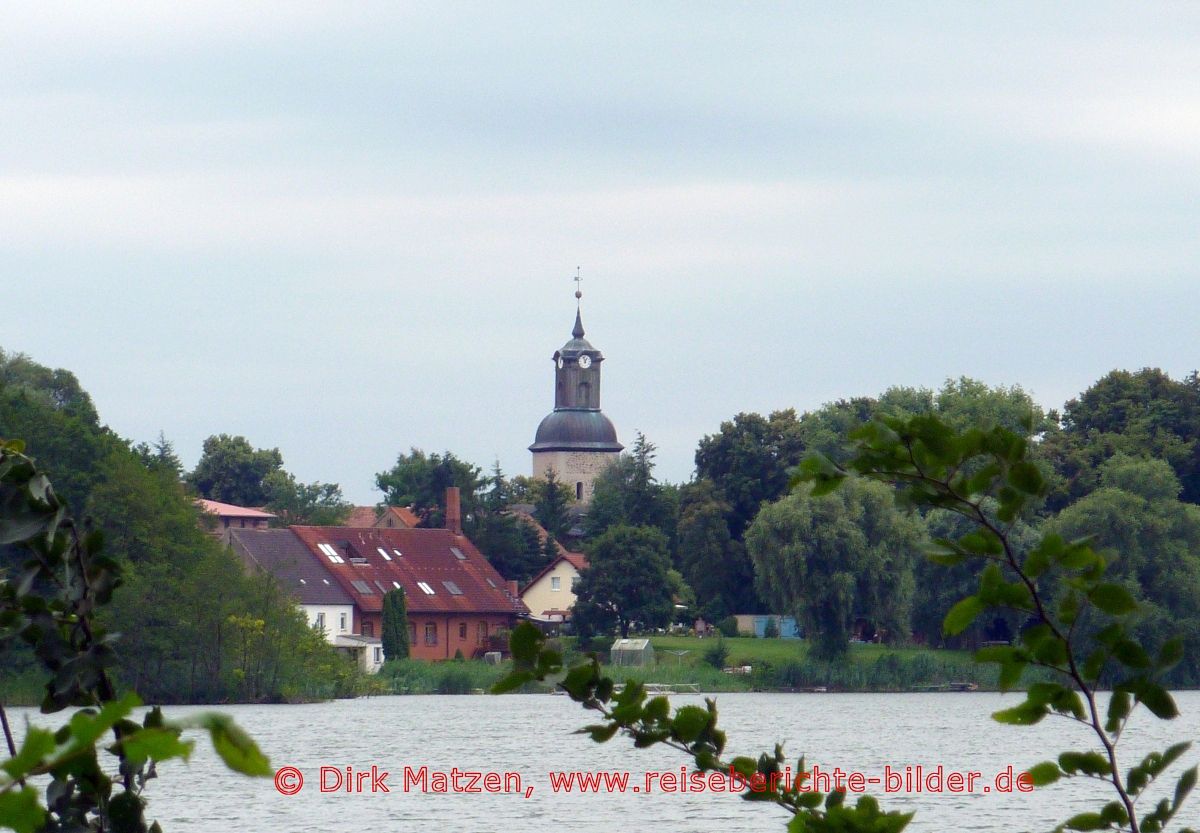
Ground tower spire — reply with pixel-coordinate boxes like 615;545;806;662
572;266;585;338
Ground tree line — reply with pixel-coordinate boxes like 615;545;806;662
0;350;360;703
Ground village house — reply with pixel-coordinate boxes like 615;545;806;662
342;504;422;529
197;498;275;544
228;527;382;672
231;488;527;667
519;550;588;623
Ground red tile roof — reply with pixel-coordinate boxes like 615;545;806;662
196;499;276;519
342;505;422;529
290;526;527;616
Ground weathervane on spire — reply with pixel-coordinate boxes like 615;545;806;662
573;266;583;302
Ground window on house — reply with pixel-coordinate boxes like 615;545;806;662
576;482;583;500
351;580;373;594
339;612;347;631
374;647;382;664
408;623;416;642
571;575;580;591
450;547;466;560
417;581;435;595
551;576;561;591
424;622;437;646
392;581;402;590
363;621;374;637
374;580;389;594
442;580;463;595
377;547;392;561
315;612;325;630
458;623;467;639
393;549;403;558
485;578;497;588
476;622;488;645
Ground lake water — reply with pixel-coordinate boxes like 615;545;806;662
9;691;1200;832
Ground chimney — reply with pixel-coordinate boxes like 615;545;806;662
507;580;519;598
445;486;462;535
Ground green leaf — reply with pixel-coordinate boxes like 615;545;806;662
560;663;598;700
1062;811;1106;831
1025;761;1061;786
1008;461;1044;494
1;726;56;780
188;714;271;777
1112;640;1151;669
1106;691;1131;733
1088;584;1138;616
576;723;619;743
1058;751;1111;777
490;670;534;694
943;595;984;636
1174;765;1197;813
670;706;711;743
992;700;1048;725
1157;637;1184;670
0;787;46;833
119;728;195;767
1134;682;1178;720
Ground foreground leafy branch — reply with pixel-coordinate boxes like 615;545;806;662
493;623;912;833
0;439;271;833
798;414;1195;833
497;413;1196;833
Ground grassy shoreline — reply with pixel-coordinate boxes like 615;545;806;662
372;637;1003;696
2;638;1072;705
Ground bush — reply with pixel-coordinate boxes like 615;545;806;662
763;617;780;639
716;616;739;638
436;666;476;694
703;638;730;669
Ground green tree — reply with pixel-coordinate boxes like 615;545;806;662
375;448;483;528
533;468;572;542
675;479;745;619
133;431;183;478
572;525;673;638
586;432;678;544
1042;368;1200;508
382;588;410;661
0;439;273;833
474;512;547;584
695;409;806;539
746;478;924;658
1047;456;1200;684
188;434;284;506
263;469;352;526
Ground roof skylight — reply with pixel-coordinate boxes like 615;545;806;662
417;581;435;595
442;580;463;595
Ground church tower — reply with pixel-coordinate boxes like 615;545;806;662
529;281;623;503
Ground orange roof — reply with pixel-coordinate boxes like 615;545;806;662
343;505;422;529
196;499;276;519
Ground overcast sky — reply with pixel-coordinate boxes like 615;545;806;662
3;3;1198;503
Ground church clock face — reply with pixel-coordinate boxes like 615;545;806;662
578;355;592;369
556;356;564;369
